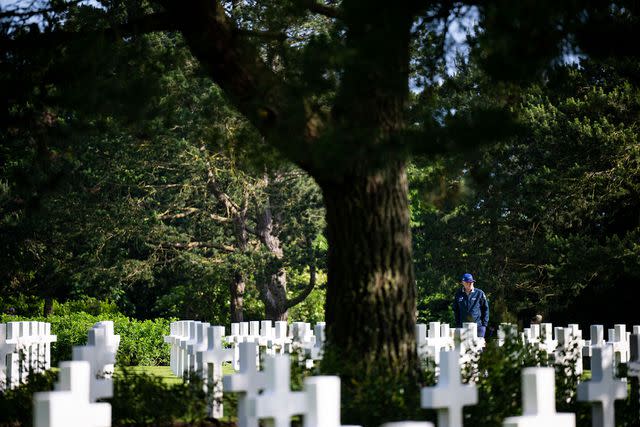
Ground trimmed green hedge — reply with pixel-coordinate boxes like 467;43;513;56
0;313;173;366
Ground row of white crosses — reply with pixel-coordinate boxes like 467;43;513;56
392;332;640;427
498;322;639;377
164;320;327;380
163;320;327;419
33;321;120;427
222;341;638;427
223;341;356;427
0;321;57;390
416;322;484;367
163;320;640;427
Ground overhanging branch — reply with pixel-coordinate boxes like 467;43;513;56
301;0;341;19
0;11;178;51
286;262;317;309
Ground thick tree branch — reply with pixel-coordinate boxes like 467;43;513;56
234;28;287;41
157;207;201;220
160;0;319;171
0;0;84;20
0;11;178;50
301;0;341;19
168;241;236;252
286;262;317;309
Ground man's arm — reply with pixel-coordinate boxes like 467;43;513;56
481;292;489;326
452;292;460;327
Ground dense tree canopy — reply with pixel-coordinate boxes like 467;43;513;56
1;0;639;424
411;59;640;330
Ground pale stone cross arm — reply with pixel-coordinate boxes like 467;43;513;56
71;321;120;402
629;333;640;377
33;361;111;427
577;344;627;427
223;342;267;427
502;367;575;427
421;349;478;427
248;355;306;427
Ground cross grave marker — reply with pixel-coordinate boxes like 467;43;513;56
577;344;627;427
421;349;478;427
502;367;575;427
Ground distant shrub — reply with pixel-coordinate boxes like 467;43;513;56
114;318;172;366
0;312;172;366
51;297;121;317
0;295;43;317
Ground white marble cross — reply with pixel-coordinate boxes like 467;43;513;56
425;322;451;364
0;324;17;390
259;320;273;347
197;325;234;418
538;323;556;354
267;321;290;356
502;367;575;427
223;342;266;427
554;327;583;376
164;321;179;374
440;323;451;343
72;321;121;402
248;355;307;427
187;322;210;374
583;325;605;361
306;322;326;368
421;349;478;427
629;333;640;378
250;321;261;338
33;361;111;427
577;344;627;427
303;375;342;427
609;324;629;364
498;323;518;346
416;323;428;360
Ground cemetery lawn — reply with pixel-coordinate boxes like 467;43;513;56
115;365;236;385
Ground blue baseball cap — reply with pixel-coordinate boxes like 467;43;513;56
461;273;475;283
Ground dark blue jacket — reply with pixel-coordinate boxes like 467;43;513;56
453;287;489;328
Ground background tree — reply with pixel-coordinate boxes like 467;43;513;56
2;0;639;423
411;58;640;330
0;29;325;322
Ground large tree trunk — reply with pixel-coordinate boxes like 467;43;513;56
320;160;419;425
229;211;249;322
256;176;289;321
229;271;245;322
263;269;288;321
43;296;53;317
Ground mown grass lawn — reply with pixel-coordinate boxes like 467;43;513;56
115;364;236;385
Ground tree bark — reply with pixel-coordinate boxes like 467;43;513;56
230;271;245;322
319;160;420;424
256;182;289;321
43;296;53;317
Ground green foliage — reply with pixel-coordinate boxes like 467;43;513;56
0;369;57;427
417;292;453;324
321;347;422;427
50;296;120;317
0;308;172;366
0;294;43;317
287;269;326;324
411;59;640;326
460;336;553;426
112;317;173;366
110;369;210;426
0;369;220;427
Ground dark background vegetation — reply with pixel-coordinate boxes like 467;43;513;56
1;1;639;425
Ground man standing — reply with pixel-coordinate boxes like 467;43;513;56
453;273;490;338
